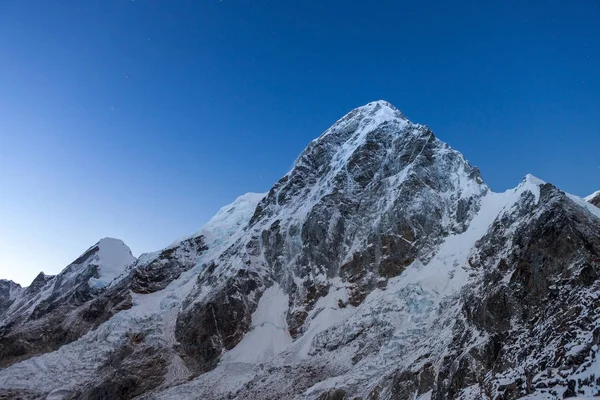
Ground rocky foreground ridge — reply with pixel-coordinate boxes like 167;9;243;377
1;101;600;400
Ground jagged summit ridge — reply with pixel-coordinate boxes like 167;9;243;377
308;99;409;155
253;100;487;228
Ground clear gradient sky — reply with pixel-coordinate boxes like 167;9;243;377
1;0;599;285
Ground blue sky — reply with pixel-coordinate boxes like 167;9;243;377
1;0;599;285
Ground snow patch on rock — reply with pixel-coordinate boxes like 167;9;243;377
222;283;292;364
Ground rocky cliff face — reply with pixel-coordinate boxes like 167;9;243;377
175;101;488;374
1;101;599;400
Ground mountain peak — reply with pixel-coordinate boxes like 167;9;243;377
314;100;408;146
87;237;136;288
360;99;401;110
523;173;546;186
353;99;407;122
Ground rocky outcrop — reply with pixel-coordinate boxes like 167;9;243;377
175;268;265;373
131;236;208;294
22;273;52;298
71;332;169;400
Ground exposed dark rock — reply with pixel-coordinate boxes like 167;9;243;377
131;235;208;294
318;388;348;400
22;272;53;297
175;269;265;373
389;370;419;400
0;388;44;400
75;339;168;400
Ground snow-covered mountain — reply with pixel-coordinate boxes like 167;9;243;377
0;238;136;367
1;101;599;400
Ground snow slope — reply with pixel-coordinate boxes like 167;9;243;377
221;283;293;364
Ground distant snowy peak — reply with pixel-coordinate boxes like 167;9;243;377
86;238;136;288
3;238;132;305
586;190;600;207
58;237;136;289
516;175;600;220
